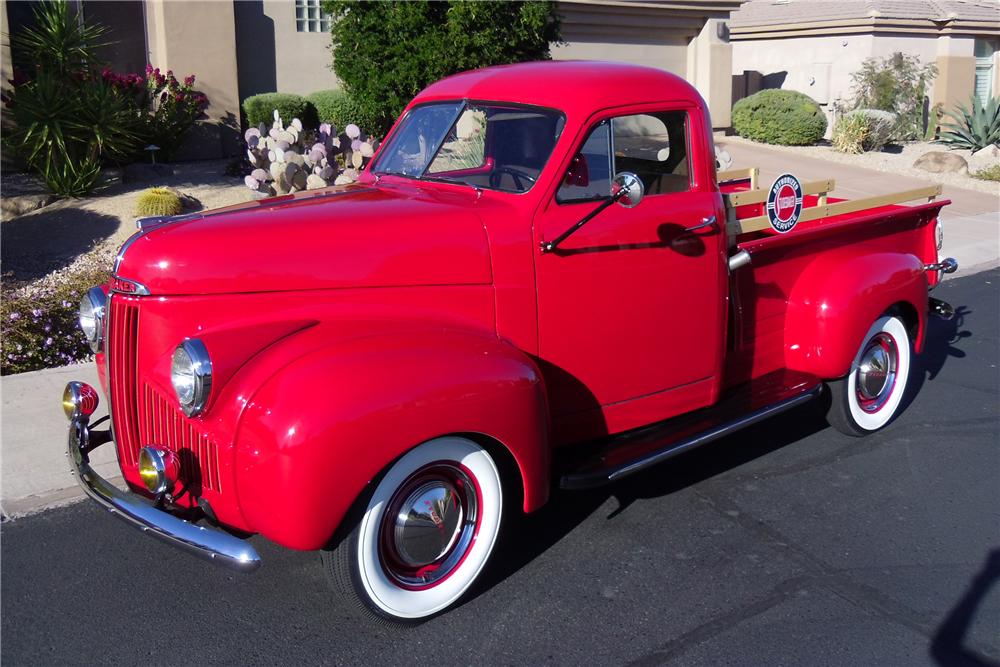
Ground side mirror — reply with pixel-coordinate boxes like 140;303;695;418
611;172;644;208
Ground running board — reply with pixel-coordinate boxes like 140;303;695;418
558;370;823;490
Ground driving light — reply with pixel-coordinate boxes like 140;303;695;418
78;287;107;352
138;446;179;495
171;339;212;417
62;381;99;421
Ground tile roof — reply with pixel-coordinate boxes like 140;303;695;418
730;0;1000;27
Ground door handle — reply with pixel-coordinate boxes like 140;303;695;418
685;215;717;233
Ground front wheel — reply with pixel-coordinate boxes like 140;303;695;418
322;436;503;623
826;314;912;436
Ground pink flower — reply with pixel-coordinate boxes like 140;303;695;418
184;75;195;86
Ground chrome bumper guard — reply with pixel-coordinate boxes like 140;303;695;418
67;414;261;572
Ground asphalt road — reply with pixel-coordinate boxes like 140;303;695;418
3;269;998;667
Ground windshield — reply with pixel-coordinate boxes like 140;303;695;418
372;101;565;193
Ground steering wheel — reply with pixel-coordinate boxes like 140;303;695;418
489;166;537;192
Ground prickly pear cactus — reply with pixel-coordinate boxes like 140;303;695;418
243;111;378;198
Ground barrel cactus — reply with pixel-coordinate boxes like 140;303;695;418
243;109;378;197
135;187;183;217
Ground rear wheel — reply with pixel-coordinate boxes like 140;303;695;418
322;436;503;623
826;315;911;436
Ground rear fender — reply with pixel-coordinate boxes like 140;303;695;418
233;324;549;550
784;251;927;379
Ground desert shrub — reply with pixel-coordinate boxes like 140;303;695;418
243;92;317;129
4;71;140;196
973;163;1000;181
936;95;1000;155
2;1;140;195
732;89;827;146
307;89;380;136
104;66;209;161
832;109;897;154
135;187;182;217
324;1;562;134
849;53;937;140
1;266;109;375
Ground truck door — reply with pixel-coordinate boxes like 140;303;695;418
534;106;727;439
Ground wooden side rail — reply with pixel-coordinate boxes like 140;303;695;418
724;178;941;236
717;167;759;189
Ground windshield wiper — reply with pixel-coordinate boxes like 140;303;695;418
419;174;477;189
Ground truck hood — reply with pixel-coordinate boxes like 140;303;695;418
114;184;492;295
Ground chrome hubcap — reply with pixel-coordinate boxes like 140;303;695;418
380;464;479;589
855;333;898;413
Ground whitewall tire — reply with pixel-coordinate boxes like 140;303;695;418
826;315;912;436
322;436;503;623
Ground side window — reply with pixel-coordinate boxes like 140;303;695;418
556;121;612;203
612;111;690;194
557;111;690;204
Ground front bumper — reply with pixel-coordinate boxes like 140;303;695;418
67;413;261;572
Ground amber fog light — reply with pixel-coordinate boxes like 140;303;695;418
138;447;180;495
62;381;99;421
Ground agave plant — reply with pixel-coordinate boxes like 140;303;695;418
936;95;1000;154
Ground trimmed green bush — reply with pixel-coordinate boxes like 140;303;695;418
307;89;380;135
243;92;317;128
732;89;828;146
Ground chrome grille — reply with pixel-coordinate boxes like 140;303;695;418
109;296;140;467
107;294;221;492
141;383;221;492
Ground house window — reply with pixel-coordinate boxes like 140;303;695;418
974;39;997;106
295;0;331;33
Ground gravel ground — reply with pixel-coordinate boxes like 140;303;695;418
720;137;1000;195
1;160;251;295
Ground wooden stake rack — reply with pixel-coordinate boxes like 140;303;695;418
718;169;943;238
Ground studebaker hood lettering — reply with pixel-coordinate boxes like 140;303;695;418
116;185;492;295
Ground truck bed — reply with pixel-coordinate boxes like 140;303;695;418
717;170;947;388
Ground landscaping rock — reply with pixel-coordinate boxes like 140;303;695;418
123;163;176;183
913;151;969;175
1;193;58;220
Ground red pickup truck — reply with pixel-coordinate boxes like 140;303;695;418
64;61;957;623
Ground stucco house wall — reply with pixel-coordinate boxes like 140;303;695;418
234;0;338;102
729;0;1000;137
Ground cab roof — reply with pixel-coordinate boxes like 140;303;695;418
410;61;704;118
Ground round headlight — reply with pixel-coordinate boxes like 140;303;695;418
78;287;107;352
171;339;212;417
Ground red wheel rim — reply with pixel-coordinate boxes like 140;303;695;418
377;462;482;591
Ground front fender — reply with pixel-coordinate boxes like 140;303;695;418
785;251;927;379
232;324;549;550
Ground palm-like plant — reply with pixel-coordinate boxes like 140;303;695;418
12;0;109;78
5;72;139;196
936;95;1000;154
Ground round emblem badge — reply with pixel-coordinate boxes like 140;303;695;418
766;173;803;234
